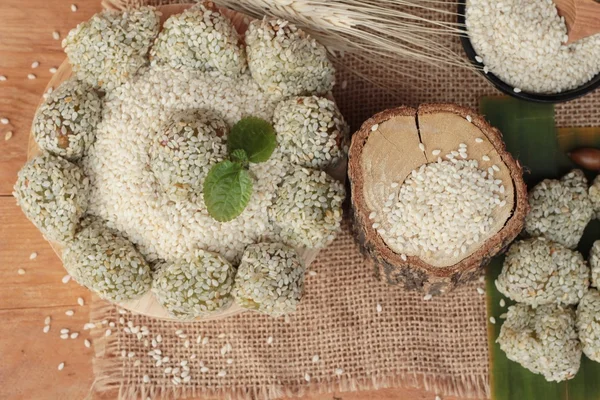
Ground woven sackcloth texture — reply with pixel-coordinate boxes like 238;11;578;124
89;0;600;399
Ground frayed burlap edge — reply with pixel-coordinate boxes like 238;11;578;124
92;300;488;400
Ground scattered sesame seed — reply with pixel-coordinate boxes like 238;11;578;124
431;149;441;156
475;55;483;63
477;287;485;295
376;303;382;313
52;31;60;40
29;252;37;260
200;367;209;373
5;131;13;141
482;155;490;162
134;360;141;367
335;368;344;376
58;362;65;371
27;73;36;80
341;80;348;89
308;270;317;276
1;118;9;125
105;329;112;336
77;297;84;306
71;4;78;12
418;143;425;152
49;67;57;74
423;294;433;301
60;328;69;334
143;374;150;383
475;137;484;143
312;355;319;363
84;339;91;348
156;334;162;342
435;396;442;400
17;269;25;275
227;358;233;364
490;317;496;324
70;332;79;339
267;336;273;344
44;316;51;325
305;373;311;382
201;337;209;345
483;65;489;74
218;370;227;377
43;325;50;333
466;115;472;123
0;75;6;81
31;61;39;69
128;351;135;358
60;334;69;339
371;124;379;131
391;182;399;188
513;87;522;93
62;275;71;284
500;313;507;319
400;254;407;261
217;333;225;339
500;299;506;307
65;310;74;316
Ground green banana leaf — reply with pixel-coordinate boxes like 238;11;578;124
479;97;600;400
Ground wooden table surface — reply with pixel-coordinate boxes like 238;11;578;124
0;1;473;399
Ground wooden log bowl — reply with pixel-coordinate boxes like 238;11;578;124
348;104;529;296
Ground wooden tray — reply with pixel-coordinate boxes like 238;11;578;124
27;4;336;321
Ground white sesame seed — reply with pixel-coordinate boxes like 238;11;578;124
435;396;442;400
226;358;233;364
105;329;112;337
43;325;50;333
49;67;58;74
4;131;12;141
52;31;60;40
31;61;39;69
475;138;484;143
423;294;433;301
514;87;522;93
201;367;209;373
400;254;407;261
27;73;36;80
128;351;135;358
308;270;317;276
418;143;425;152
466;115;472;123
431;149;441;156
201;337;209;345
475;55;483;63
376;303;382;313
70;332;79;339
77;297;84;306
477;287;485;295
267;336;273;344
304;373;311;382
482;155;490;162
17;269;25;275
1;118;9;125
156;334;162;343
62;275;71;284
500;299;506;307
196;335;202;344
44;316;51;324
58;362;65;371
218;370;227;377
60;334;69;339
71;4;78;12
335;368;344;376
312;355;319;363
60;328;69;334
0;75;6;81
490;317;496;324
65;310;74;316
143;374;150;383
371;124;379;131
84;339;91;348
29;252;37;260
391;182;399;188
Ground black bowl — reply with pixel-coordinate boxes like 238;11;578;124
457;0;600;103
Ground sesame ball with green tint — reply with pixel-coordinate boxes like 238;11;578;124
63;217;152;302
33;78;102;160
245;18;335;97
13;152;89;244
233;242;305;317
590;240;600;288
149;110;228;200
270;168;345;248
273;96;349;170
589;175;600;219
63;7;160;90
152;250;235;320
576;289;600;362
150;2;246;77
495;237;589;307
497;303;581;382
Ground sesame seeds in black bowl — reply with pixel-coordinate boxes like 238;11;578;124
457;0;600;103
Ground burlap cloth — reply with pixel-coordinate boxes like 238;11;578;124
89;1;600;399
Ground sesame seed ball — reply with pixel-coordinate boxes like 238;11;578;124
496;238;589;306
32;78;102;160
152;249;235;320
497;303;581;382
590;240;600;288
576;289;600;362
149;110;228;200
232;242;305;317
589;175;600;219
63;217;153;302
273;96;349;170
150;2;246;77
13;152;89;244
525;169;593;249
63;7;160;91
245;18;335;97
270;168;345;248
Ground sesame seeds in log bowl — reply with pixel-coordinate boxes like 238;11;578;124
459;0;600;102
22;3;348;321
348;104;528;296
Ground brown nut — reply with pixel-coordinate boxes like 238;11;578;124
568;148;600;171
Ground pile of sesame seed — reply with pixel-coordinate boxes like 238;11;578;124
149;110;228;202
269;168;345;249
63;217;153;302
233;243;305;317
150;3;246;77
576;289;600;362
372;149;506;262
152;249;235;320
245;18;335;97
466;0;600;94
13;153;89;244
495;237;589;307
497;303;581;382
273;96;348;169
33;78;102;160
63;7;160;90
525;170;593;249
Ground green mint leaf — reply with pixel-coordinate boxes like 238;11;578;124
230;148;249;167
203;161;253;222
228;116;276;163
